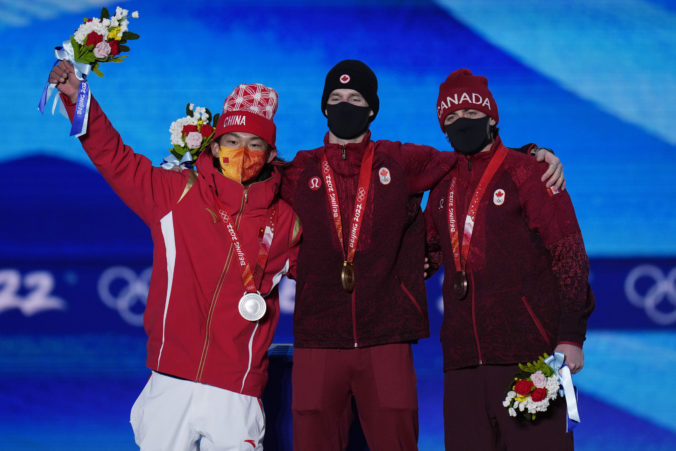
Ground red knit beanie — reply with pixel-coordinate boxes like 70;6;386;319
214;83;279;149
436;69;498;130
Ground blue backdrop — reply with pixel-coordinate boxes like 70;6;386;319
1;0;675;449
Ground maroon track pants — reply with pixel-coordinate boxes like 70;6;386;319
444;365;574;451
292;344;419;451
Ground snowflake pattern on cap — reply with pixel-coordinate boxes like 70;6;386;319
223;83;278;120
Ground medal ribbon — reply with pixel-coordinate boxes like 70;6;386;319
320;142;375;264
214;196;277;293
447;146;508;270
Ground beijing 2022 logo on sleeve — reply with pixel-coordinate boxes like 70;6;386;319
624;264;676;326
97;266;152;327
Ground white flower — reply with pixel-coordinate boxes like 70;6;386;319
185;132;203;149
503;399;511;408
93;41;111;59
508;408;516;417
74;19;109;45
169;115;199;146
132;11;139;18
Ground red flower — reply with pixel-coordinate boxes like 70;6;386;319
514;379;534;396
108;40;120;56
182;125;198;136
200;124;214;138
531;388;547;402
85;32;104;47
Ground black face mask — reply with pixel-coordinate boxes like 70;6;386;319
326;102;372;140
444;116;492;155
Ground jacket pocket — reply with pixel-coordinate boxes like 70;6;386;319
521;296;551;347
400;280;424;318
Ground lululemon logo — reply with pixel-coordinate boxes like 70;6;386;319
309;177;321;191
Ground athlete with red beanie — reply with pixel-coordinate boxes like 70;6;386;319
425;68;594;450
48;61;301;450
281;60;566;450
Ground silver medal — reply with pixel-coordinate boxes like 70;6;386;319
238;292;266;321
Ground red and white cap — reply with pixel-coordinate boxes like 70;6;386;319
214;83;279;149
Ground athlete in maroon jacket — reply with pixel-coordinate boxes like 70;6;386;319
425;69;594;450
281;60;566;450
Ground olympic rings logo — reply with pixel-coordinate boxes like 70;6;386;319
356;187;367;203
624;264;676;326
97;266;152;327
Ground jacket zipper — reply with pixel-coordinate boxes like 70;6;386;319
195;188;248;381
470;271;483;364
521;296;552;346
352;289;358;347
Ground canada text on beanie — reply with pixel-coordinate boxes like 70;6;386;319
436;68;498;130
321;59;379;121
215;83;279;149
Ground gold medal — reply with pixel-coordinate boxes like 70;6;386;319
453;270;468;300
341;261;355;292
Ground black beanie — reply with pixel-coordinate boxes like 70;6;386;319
321;60;379;120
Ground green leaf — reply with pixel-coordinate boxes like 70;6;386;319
119;45;130;53
91;64;104;77
122;31;140;40
80;53;96;64
205;108;212;122
212;113;220;126
101;7;110;19
186;103;192;116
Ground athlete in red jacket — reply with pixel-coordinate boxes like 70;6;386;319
425;69;594;450
281;60;566;450
49;61;301;450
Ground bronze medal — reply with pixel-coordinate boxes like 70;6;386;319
453;270;468;300
341;261;355;292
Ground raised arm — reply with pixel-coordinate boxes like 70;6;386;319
49;60;185;223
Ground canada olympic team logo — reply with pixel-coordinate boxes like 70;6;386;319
624;264;676;325
97;266;152;327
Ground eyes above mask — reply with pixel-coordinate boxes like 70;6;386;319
218;145;268;184
444;116;492;156
325;102;372;140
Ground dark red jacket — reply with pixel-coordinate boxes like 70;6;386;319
425;138;594;371
281;133;455;348
65;96;302;397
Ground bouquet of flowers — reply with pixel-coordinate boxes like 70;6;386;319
164;104;220;168
503;354;561;421
70;6;139;76
38;6;139;137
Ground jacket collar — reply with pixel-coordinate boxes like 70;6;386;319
455;136;503;163
195;151;281;214
322;131;372;176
